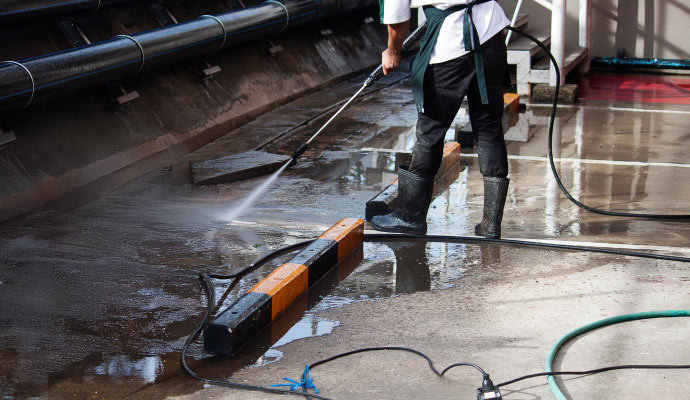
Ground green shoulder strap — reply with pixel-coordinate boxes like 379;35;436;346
410;0;493;114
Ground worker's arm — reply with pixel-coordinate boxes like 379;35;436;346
382;20;410;75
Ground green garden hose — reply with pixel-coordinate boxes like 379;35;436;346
546;310;690;399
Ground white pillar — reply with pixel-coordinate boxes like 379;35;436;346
578;0;592;73
578;0;591;48
550;0;566;86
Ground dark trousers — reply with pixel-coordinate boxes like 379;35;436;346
409;33;509;178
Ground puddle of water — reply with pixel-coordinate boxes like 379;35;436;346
243;239;478;368
242;230;600;373
8;79;690;400
294;150;411;191
94;356;163;384
249;315;341;368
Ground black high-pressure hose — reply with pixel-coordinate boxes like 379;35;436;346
294;24;690;219
504;26;690;219
181;23;690;399
182;232;690;398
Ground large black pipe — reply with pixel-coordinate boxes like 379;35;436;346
0;0;374;113
0;0;135;24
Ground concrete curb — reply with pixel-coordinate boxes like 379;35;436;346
531;83;579;104
190;151;291;185
203;218;364;355
365;142;461;221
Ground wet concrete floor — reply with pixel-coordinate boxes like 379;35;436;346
1;68;690;399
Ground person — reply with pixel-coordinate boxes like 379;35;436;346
370;0;511;239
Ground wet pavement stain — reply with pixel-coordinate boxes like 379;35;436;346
2;70;690;399
0;200;557;399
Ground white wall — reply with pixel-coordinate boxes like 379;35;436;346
498;0;690;59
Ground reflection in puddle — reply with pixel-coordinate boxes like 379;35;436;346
253;348;284;367
251;240;474;367
313;241;473;307
273;315;340;348
298;150;411;191
251;315;340;367
94;356;163;383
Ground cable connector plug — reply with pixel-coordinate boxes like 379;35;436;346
477;375;502;400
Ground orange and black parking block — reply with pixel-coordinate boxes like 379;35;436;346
204;218;364;355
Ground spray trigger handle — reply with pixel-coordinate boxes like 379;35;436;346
291;143;309;160
363;22;427;87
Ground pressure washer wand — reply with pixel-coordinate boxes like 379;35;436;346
289;22;428;162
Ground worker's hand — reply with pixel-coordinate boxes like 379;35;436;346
382;48;402;75
382;20;409;75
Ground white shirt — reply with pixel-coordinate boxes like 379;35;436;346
381;0;509;64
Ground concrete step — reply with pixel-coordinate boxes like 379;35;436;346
506;27;552;96
507;28;551;57
507;13;529;35
531;45;589;77
190;151;291;185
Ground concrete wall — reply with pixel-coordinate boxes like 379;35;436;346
0;2;386;223
498;0;690;58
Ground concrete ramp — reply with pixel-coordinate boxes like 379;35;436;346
190;151;291;185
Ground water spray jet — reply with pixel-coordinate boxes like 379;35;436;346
190;23;427;223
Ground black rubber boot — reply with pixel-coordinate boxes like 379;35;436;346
474;176;509;239
371;166;433;235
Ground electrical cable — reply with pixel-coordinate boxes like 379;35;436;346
309;346;446;377
180;22;690;400
497;363;690;388
441;362;488;377
181;272;335;400
181;275;492;398
505;26;690;220
306;347;495;399
198;239;314;280
181;233;690;398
